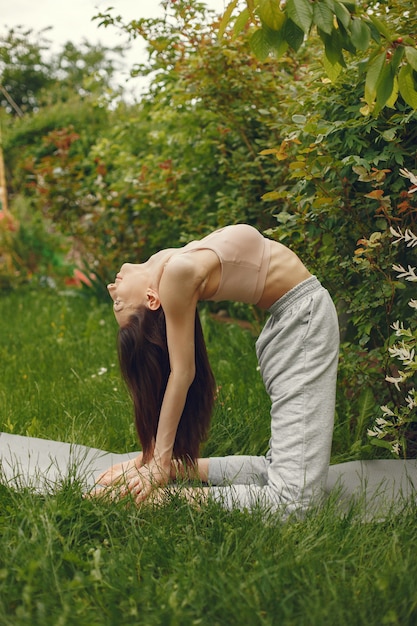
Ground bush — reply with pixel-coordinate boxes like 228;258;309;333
0;196;72;288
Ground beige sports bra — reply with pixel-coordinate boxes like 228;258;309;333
181;224;271;304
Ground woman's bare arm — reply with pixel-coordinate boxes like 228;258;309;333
123;257;204;503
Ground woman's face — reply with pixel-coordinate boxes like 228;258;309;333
107;263;148;326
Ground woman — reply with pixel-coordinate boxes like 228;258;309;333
97;223;340;517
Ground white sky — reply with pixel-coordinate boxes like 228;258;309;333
2;0;229;98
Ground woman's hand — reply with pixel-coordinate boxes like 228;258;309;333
89;453;170;505
90;453;143;496
121;457;171;505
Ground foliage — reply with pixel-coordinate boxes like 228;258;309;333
243;42;417;455
367;171;417;457
220;0;417;113
0;27;123;115
0;196;72;289
93;0;307;243
6;5;311;283
0;27;53;115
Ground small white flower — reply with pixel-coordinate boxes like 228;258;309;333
406;391;417;410
388;343;415;365
391;320;402;335
92;367;108;378
392;442;401;456
399;168;417;183
404;229;417;245
385;374;404;390
381;405;395;417
375;417;391;427
390;226;417;246
367;427;385;438
390;225;403;241
399;168;417;190
393;264;417;281
390;321;412;338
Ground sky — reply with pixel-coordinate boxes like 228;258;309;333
2;0;228;98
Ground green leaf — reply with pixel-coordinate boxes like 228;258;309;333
368;14;392;41
367;20;381;44
282;18;305;52
398;64;417;109
337;21;356;55
258;0;286;31
218;0;239;39
320;28;345;67
259;148;280;155
376;62;395;109
385;76;399;109
340;1;356;12
381;128;397;141
390;45;405;73
364;51;385;105
263;24;289;58
249;28;272;60
286;0;313;34
370;437;394;451
323;54;342;82
292;114;307;124
350;18;371;51
313;1;334;36
233;8;250;36
405;46;417;72
355;388;375;441
261;190;282;201
333;0;351;30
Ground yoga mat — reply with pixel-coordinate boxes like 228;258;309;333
1;433;416;517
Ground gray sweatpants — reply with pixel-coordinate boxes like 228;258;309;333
208;276;340;517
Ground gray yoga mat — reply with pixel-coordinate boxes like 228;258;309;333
0;432;138;492
1;432;417;517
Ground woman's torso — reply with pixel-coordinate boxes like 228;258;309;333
159;225;311;310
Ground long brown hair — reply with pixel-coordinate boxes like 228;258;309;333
117;306;215;464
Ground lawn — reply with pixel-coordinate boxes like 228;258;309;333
1;288;417;626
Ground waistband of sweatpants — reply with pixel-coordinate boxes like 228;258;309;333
268;275;322;317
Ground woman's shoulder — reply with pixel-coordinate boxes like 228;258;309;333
163;252;197;280
161;248;220;303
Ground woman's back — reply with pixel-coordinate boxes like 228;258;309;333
174;224;311;309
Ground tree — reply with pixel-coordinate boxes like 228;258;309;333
0;27;53;115
219;0;417;113
0;26;124;115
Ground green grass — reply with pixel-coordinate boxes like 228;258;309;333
1;288;417;626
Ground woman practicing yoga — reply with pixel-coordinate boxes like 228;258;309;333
96;223;340;516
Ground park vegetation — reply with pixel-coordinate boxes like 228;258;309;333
1;2;417;456
1;2;417;623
